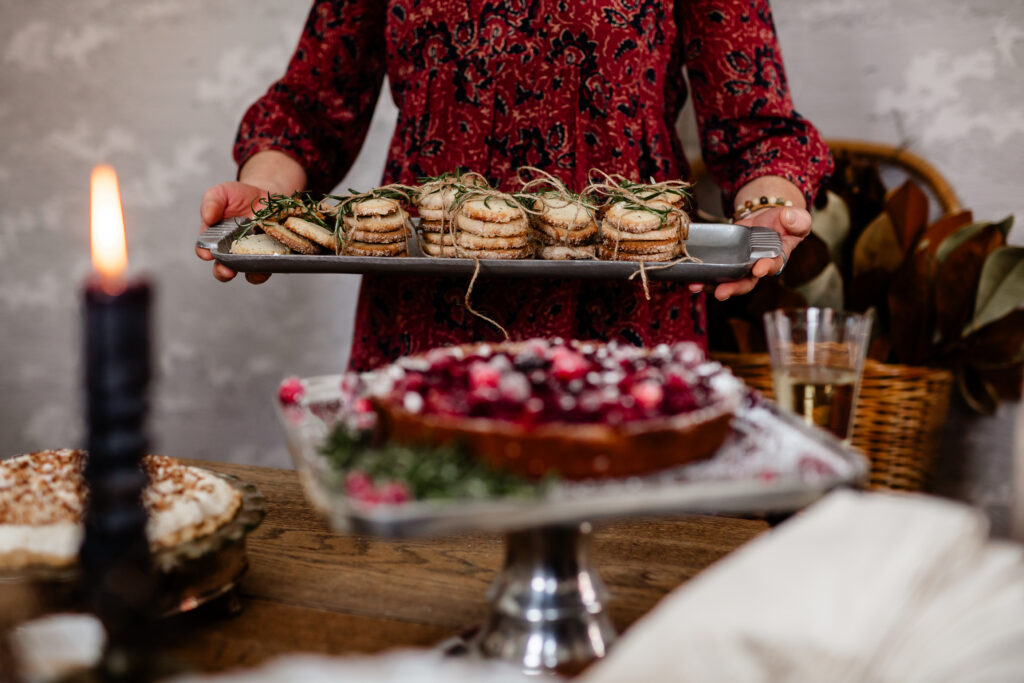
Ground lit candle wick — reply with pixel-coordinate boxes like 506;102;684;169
90;164;128;295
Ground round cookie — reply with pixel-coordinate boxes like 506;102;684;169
421;231;455;246
601;223;680;242
456;232;530;250
284;217;341;251
459;197;524;223
456;214;529;237
599;237;679;254
602;202;681;233
532;197;595;229
537;245;597;260
231;234;291;255
343;240;408;257
351;197;403;217
348;227;410;244
418;219;447;234
416;186;457;211
342;209;408;232
532;221;597;246
458;244;534;260
261;221;321;255
598;244;680;262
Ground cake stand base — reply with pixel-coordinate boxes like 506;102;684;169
469;522;616;676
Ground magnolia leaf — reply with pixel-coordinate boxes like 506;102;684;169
853;213;903;280
811;190;851;258
782;232;831;288
961;309;1024;368
936;216;1012;263
964;245;1024;336
795;262;844;311
935;223;1005;344
885;180;929;255
888;238;936;365
919;210;973;255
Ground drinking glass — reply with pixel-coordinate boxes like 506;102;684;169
763;308;873;442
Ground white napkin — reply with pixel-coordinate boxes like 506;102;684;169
582;490;1024;683
165;651;530;683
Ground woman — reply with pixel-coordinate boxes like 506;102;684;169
196;0;831;371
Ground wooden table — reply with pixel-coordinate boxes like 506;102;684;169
168;461;769;673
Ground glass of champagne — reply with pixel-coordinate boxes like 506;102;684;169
763;308;873;442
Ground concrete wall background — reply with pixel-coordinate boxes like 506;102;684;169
0;1;1020;531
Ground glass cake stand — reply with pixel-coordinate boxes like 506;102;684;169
276;374;867;675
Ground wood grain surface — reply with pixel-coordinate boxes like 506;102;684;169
167;461;769;673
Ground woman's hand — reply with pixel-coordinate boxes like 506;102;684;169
689;175;811;301
195;150;307;284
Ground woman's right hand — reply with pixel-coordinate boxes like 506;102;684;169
196;181;273;284
196;150;308;284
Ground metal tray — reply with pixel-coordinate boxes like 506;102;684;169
198;219;782;282
276;374;868;538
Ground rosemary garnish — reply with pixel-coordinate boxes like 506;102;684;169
321;425;549;501
235;191;328;238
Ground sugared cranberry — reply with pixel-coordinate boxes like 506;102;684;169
278;377;304;405
499;373;531;403
345;470;374;497
551;348;588;381
469;361;501;390
630;381;664;410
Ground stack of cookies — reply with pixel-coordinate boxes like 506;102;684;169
450;197;533;259
337;197;411;257
598;198;685;262
529;193;597;260
232;206;337;256
415;180;459;257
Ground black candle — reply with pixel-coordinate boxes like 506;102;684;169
80;165;156;666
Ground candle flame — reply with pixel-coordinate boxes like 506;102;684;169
90;164;128;293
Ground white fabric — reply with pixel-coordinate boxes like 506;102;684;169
582;490;1024;683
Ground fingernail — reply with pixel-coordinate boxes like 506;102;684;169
782;208;795;224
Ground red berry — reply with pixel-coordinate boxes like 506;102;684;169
278;377;304;405
551;348;588;381
345;470;374;496
469;361;501;390
378;481;411;504
630;381;664;410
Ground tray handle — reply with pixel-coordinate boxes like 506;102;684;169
196;220;242;253
748;227;784;271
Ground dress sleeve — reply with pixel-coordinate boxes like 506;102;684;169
679;0;832;208
233;0;387;194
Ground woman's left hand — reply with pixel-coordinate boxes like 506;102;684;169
688;173;813;301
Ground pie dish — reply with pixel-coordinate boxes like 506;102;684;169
370;339;743;480
0;450;265;615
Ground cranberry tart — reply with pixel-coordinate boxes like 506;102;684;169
371;339;742;480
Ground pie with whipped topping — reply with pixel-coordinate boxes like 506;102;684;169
371;339;742;480
0;450;242;570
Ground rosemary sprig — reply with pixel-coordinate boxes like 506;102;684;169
321;425;548;501
235;191;328;238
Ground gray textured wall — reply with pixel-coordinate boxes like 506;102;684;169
0;1;1020;528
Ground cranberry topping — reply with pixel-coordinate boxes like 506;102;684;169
385;339;718;427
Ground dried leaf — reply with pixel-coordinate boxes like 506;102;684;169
853;213;903;280
956;366;1000;415
961;309;1024;368
888;237;936;365
919;210;973;255
885;180;929;255
935;224;1005;344
795;262;844;311
936;216;1012;263
782;232;831;288
811;190;851;258
964;245;1024;336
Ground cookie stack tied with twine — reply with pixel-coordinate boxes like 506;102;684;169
415;171;486;257
325;187;415;257
519;167;598;260
231;192;337;255
589;173;691;263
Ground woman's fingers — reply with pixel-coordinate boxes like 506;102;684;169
213;262;238;282
779;207;812;237
245;272;272;285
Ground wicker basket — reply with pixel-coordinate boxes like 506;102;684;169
713;354;953;492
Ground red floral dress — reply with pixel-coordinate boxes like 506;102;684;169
234;0;831;371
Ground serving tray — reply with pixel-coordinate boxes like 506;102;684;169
198;219;782;282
